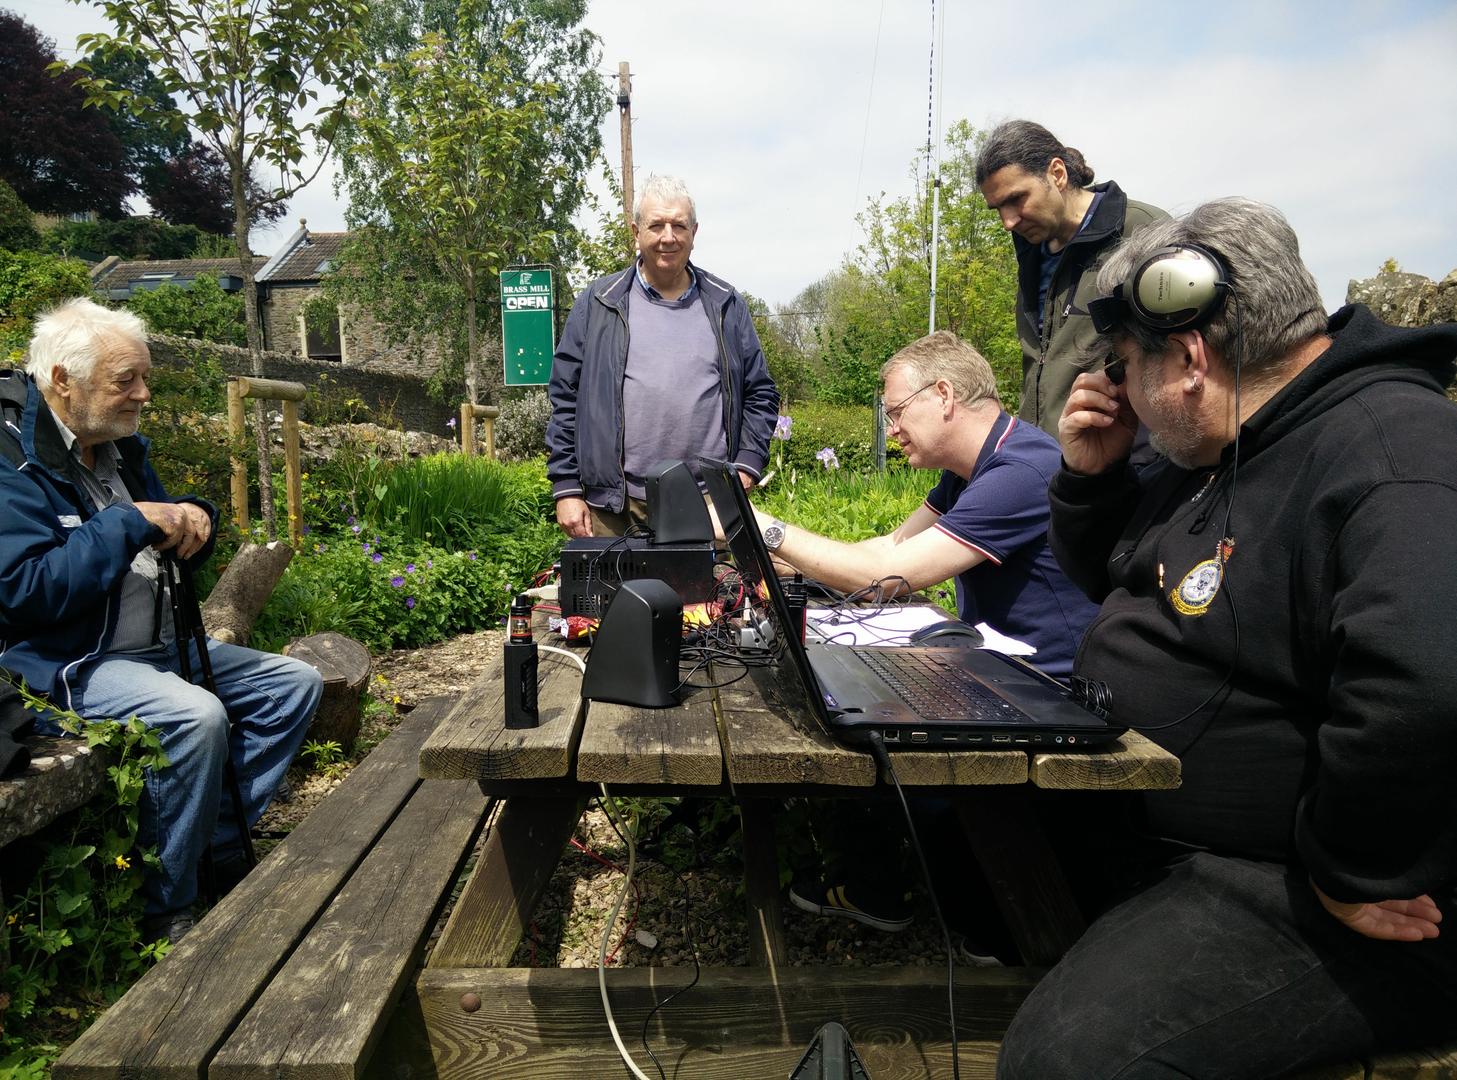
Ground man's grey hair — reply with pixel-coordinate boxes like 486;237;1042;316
633;174;697;227
1094;197;1327;379
27;298;149;392
881;330;1000;407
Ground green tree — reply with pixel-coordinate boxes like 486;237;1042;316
43;215;210;261
326;0;607;405
0;249;90;356
0;177;41;252
807;122;1021;411
126;274;246;346
67;0;370;535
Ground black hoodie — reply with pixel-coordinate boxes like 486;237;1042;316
1048;306;1457;905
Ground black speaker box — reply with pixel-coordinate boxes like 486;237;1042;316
645;459;714;543
581;579;683;709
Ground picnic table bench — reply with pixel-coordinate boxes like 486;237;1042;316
50;631;1456;1079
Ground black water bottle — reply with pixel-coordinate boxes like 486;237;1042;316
504;594;539;728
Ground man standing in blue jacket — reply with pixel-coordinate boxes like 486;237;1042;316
0;299;322;943
547;174;779;536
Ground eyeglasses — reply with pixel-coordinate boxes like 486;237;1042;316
881;382;937;428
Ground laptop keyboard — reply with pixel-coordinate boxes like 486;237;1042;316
853;647;1021;722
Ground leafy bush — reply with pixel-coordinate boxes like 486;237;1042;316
494;388;551;462
126;275;246;347
252;521;562;652
761;400;908;480
0;693;170;1074
0;250;91;358
367;454;553;548
41;216;211;262
754;467;938;541
0;179;41;253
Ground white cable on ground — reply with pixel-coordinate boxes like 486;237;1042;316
538;644;586;673
597;783;650;1080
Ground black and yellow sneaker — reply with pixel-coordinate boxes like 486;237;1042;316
788;877;913;932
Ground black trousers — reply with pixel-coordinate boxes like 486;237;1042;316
998;850;1457;1079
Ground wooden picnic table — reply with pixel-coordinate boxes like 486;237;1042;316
392;630;1182;1078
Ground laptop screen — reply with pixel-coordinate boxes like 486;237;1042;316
699;458;835;722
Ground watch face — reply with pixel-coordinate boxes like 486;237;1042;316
764;522;785;550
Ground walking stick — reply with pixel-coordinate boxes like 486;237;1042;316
161;554;258;901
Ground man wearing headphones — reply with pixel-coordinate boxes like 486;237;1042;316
997;199;1457;1077
976;120;1167;440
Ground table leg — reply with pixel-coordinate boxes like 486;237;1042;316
429;794;585;968
738;797;788;969
954;787;1085;967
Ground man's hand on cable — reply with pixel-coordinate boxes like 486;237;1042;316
135;501;212;559
555;496;593;538
1312;881;1443;942
1058;369;1139;476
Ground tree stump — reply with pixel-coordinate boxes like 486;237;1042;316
283;632;371;753
201;541;295;646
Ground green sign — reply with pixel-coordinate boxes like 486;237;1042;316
500;267;555;386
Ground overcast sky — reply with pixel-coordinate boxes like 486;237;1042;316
15;0;1457;312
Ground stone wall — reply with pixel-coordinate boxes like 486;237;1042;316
148;334;457;435
259;284;452;380
1346;268;1457;329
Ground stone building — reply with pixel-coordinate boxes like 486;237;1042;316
254;222;449;378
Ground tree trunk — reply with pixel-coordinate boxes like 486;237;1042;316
229;141;276;536
465;269;479;407
199;541;295;647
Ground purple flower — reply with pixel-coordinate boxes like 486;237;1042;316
347;515;355;525
815;446;840;470
390;576;405;588
351;524;362;534
447;417;457;429
362;543;372;554
371;552;383;563
426;559;433;569
773;414;793;440
301;524;311;535
469;552;478;561
405;596;416;610
405;562;417;573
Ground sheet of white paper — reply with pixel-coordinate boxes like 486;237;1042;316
803;606;1038;656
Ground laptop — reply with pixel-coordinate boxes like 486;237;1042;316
700;458;1125;750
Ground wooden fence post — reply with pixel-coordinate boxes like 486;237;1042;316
457;404;501;459
228;376;309;546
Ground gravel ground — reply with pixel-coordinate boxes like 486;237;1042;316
256;627;962;970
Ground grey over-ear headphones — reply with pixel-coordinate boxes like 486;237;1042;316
1089;244;1231;334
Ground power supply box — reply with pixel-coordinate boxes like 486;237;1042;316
558;537;718;618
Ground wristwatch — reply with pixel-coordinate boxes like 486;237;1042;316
763;519;787;551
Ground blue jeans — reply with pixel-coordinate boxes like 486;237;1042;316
997;852;1457;1079
68;637;322;916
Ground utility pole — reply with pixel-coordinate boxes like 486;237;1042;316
617;62;634;228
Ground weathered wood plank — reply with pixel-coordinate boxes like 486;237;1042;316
877;748;1027;787
429;795;585;969
739;798;788;969
210;779;490;1079
1368;1043;1457;1079
370;966;1039;1080
1028;731;1182;790
954;788;1086;967
52;697;453;1080
576;687;723;787
717;676;874;788
419;650;584;781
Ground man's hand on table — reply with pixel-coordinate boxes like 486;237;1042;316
1312;880;1442;942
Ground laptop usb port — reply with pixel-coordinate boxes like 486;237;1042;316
992;734;1012;743
1014;736;1030;744
910;731;929;744
942;734;958;742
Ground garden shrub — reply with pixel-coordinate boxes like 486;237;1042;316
367;454;553;549
0;179;41;253
762;400;908;480
493;388;552;463
125;276;246;347
0;250;91;358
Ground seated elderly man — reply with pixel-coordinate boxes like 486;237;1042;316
998;198;1457;1077
0;298;322;944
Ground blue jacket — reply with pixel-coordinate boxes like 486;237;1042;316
0;370;217;708
546;262;780;511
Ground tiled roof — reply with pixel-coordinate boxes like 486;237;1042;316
91;258;243;288
264;232;349;282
